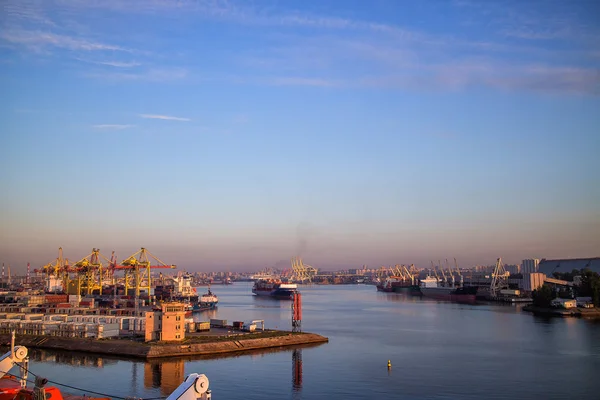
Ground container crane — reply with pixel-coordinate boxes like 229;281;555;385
116;247;176;297
290;257;317;283
33;247;72;293
70;248;113;295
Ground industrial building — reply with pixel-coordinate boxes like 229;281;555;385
145;302;186;342
538;257;600;275
521;259;540;274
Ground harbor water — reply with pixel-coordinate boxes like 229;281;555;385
17;283;600;399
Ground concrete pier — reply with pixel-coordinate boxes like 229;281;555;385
0;331;329;359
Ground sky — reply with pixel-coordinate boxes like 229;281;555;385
1;0;599;273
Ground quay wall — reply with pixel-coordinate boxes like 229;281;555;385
146;333;328;358
0;332;328;359
522;305;600;319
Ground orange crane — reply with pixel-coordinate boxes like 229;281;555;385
115;248;176;297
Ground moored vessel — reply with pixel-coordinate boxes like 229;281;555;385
376;276;414;292
417;276;478;303
252;279;297;299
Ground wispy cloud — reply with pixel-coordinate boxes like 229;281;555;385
92;124;135;129
2;0;598;96
0;30;129;52
3;1;56;27
356;63;600;95
96;60;141;68
267;77;339;87
139;114;190;121
75;58;141;68
87;68;187;82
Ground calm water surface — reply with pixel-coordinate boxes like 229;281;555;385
16;284;600;399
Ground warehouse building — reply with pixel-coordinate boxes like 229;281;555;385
538;257;600;276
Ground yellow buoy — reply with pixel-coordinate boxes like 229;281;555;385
387;360;392;368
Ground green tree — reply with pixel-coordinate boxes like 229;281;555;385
552;269;580;282
578;269;600;307
532;284;556;308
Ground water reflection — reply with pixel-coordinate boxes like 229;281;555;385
144;359;185;396
0;347;119;368
4;284;598;400
192;309;218;321
292;349;302;392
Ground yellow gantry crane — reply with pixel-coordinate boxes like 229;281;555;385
35;247;73;292
70;248;113;295
117;247;176;297
290;257;318;283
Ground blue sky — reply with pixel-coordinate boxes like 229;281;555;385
1;0;599;272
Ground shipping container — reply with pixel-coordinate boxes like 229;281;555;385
210;319;227;327
233;321;244;330
196;322;210;332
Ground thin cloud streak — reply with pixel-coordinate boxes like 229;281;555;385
139;114;191;121
76;58;141;68
267;77;339;87
0;30;129;52
92;124;135;129
86;68;187;82
2;1;56;27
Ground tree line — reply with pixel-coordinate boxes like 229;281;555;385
532;268;600;308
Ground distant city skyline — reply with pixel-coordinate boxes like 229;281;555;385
1;1;599;272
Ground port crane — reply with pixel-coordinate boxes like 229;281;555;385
290;256;318;283
117;247;176;297
34;247;73;293
70;248;113;295
445;259;455;287
454;258;464;287
490;257;509;297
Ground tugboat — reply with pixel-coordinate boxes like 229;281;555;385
252;279;297;299
193;287;219;312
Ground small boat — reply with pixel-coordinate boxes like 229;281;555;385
0;333;212;400
193;287;218;312
252;279;297;299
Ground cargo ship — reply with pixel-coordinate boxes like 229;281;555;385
252;279;297;299
417;276;478;303
376;276;414;293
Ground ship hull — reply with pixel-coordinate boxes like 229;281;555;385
377;282;414;293
420;286;477;303
393;285;419;293
193;303;216;312
252;288;295;299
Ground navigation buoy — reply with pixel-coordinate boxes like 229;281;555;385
387;360;392;369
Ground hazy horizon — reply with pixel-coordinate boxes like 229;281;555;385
1;1;599;272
